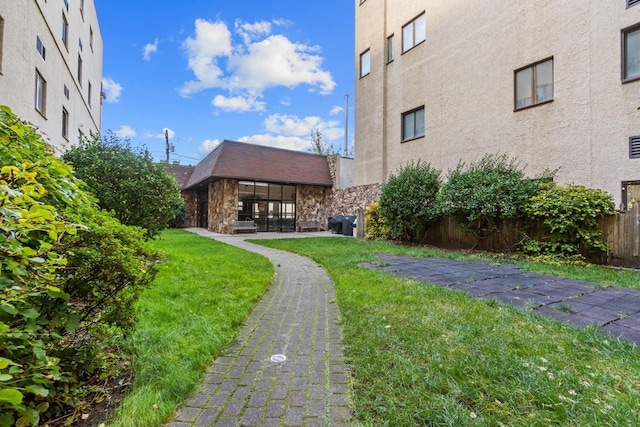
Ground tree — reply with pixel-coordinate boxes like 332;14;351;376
309;128;334;155
379;161;442;242
63;133;184;238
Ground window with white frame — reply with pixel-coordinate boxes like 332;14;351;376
62;13;69;49
402;13;426;53
80;0;85;18
90;27;93;51
36;36;46;60
88;81;92;107
360;49;370;77
515;58;553;110
387;35;395;63
402;106;425;141
623;24;640;82
35;70;47;115
62;107;69;140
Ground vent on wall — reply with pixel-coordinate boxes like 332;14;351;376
631;136;640;159
628;0;640;8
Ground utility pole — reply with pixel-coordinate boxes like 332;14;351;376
344;94;349;157
165;129;170;163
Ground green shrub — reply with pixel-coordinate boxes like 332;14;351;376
439;153;550;247
0;106;159;425
379;161;441;243
63;133;184;238
524;182;617;257
364;201;388;240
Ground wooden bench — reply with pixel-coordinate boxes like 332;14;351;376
229;220;257;234
297;220;323;232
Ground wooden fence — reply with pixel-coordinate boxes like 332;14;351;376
422;205;640;269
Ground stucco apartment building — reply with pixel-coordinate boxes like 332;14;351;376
355;0;640;209
0;0;102;151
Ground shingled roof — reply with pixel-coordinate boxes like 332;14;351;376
184;140;333;190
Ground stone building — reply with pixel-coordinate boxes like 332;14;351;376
167;140;382;234
355;0;640;209
0;0;103;151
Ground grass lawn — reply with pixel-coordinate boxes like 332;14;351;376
106;230;273;427
254;237;640;427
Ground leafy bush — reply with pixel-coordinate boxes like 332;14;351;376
439;153;550;247
0;106;159;425
63;134;184;238
379;161;441;242
364;201;388;241
524;182;617;257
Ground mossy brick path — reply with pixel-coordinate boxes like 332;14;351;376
166;229;352;427
364;255;640;345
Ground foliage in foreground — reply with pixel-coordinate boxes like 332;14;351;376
63;133;184;238
525;182;618;257
379;161;441;242
106;230;272;427
257;237;640;427
0;106;158;426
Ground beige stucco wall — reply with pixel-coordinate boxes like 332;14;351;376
355;0;640;205
0;0;103;152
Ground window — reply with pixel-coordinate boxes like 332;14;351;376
77;54;83;86
631;135;640;159
63;0;68;11
623;24;640;82
62;13;69;49
402;13;426;53
78;129;85;143
36;36;46;60
90;27;93;51
63;84;70;99
402;107;425;141
622;181;640;210
0;16;4;74
79;38;83;52
62;108;69;140
360;49;371;77
387;35;395;63
88;81;92;107
514;58;553;110
80;0;84;18
35;70;47;116
628;0;640;9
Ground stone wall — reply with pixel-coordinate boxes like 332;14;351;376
327;183;382;217
208;179;238;233
296;185;330;226
181;191;198;227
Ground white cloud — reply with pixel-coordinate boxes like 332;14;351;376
143;38;159;61
212;94;266;112
238;134;308;151
263;114;343;141
199;139;220;155
235;20;272;45
330;106;344;116
101;78;123;103
179;18;336;107
180;19;233;97
235;114;345;153
114;125;136;138
227;35;335;95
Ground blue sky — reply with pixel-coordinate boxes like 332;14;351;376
94;1;355;164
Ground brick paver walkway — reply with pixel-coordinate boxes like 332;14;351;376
166;229;352;427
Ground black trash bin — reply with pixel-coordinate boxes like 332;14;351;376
341;218;354;236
